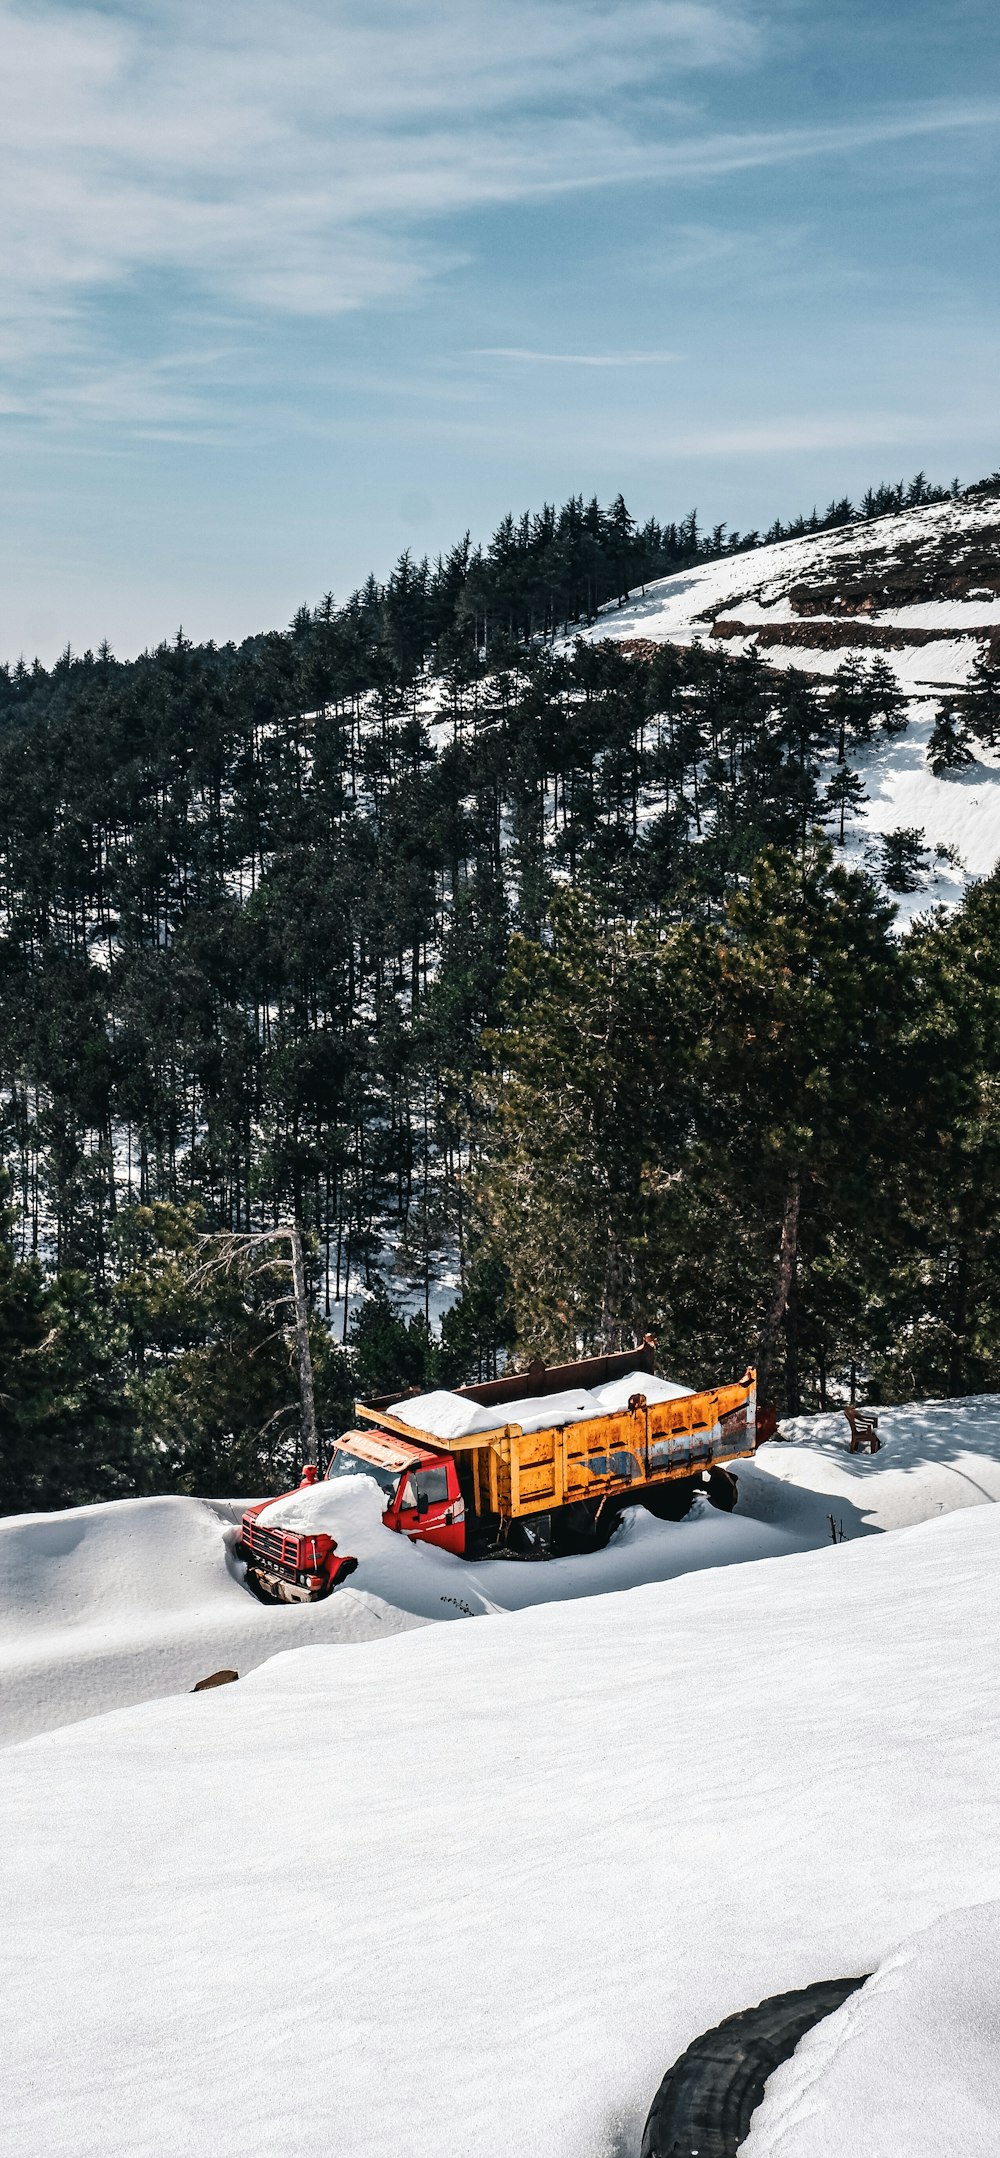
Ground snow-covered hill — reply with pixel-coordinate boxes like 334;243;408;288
3;1495;1000;2158
576;491;1000;911
4;1395;1000;1748
0;1493;424;1748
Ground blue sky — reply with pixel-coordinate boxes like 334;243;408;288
1;0;998;662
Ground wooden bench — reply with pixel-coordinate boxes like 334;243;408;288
843;1405;881;1454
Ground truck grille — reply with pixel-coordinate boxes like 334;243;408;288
244;1520;304;1570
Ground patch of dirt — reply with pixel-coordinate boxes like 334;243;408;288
711;618;1000;653
786;525;1000;614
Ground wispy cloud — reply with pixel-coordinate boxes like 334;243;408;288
1;0;998;433
598;408;1000;458
470;348;683;366
0;0;755;351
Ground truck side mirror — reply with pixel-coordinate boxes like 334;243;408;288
417;1492;429;1516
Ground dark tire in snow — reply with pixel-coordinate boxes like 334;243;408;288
640;1976;867;2158
705;1466;738;1512
640;1477;702;1523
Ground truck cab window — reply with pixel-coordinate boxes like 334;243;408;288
415;1467;449;1507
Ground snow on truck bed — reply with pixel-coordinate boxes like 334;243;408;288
388;1368;694;1438
3;1501;1000;2158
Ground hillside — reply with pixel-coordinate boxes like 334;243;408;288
4;479;1000;1507
576;490;1000;913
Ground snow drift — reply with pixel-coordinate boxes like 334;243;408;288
3;1502;1000;2158
5;1394;1000;1748
742;1900;1000;2157
0;1492;424;1747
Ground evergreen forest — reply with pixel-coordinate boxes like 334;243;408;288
3;470;1000;1513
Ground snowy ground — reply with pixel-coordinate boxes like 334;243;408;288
4;1397;1000;2155
3;1498;1000;2158
4;1395;1000;1749
575;494;1000;674
0;1494;425;1748
742;1900;1000;2158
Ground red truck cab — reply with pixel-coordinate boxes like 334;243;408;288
238;1430;464;1605
326;1429;466;1556
238;1468;360;1604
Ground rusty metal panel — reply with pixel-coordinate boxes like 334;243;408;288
514;1427;559;1506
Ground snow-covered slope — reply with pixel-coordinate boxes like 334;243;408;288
3;1502;1000;2158
5;1396;1000;1748
579;493;1000;684
738;1393;1000;1539
0;1479;818;1747
742;1900;1000;2158
575;492;1000;907
0;1493;424;1748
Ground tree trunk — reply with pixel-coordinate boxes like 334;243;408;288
783;1267;801;1417
288;1224;319;1466
757;1172;801;1405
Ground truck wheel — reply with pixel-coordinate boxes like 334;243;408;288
706;1467;738;1512
506;1515;553;1559
551;1502;609;1556
641;1477;701;1523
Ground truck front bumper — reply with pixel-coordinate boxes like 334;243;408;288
247;1564;324;1603
240;1550;359;1603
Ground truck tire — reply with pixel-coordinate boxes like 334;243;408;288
550;1501;620;1556
640;1976;867;2158
706;1467;738;1512
641;1477;702;1523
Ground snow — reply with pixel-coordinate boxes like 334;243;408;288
487;1384;606;1431
591;1368;695;1410
387;1387;505;1438
391;1383;626;1435
740;1393;1000;1539
6;1394;1000;1751
0;1493;424;1749
3;1499;1000;2158
574;495;1000;659
742;1901;1000;2157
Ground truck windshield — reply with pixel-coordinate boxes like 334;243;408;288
398;1466;450;1509
326;1449;399;1499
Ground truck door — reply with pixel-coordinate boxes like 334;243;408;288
396;1460;465;1557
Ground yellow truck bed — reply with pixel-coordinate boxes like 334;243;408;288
356;1357;757;1524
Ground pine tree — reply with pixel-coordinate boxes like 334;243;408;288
927;702;974;775
823;764;868;843
866;655;908;735
965;647;1000;747
880;827;929;893
829;656;874;761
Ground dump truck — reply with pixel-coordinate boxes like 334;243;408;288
237;1343;759;1601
